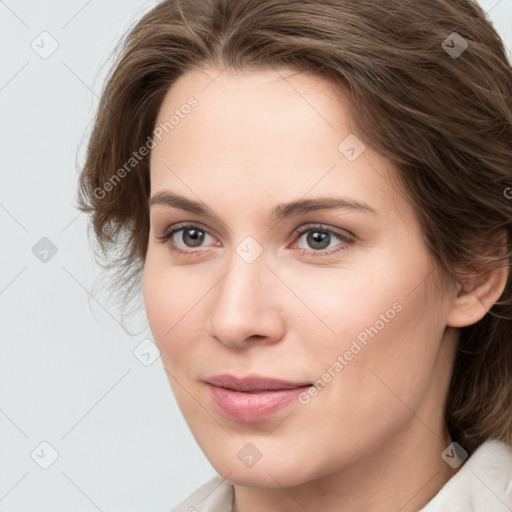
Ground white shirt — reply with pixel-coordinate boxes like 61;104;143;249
170;439;512;511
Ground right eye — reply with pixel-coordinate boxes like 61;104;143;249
156;222;217;253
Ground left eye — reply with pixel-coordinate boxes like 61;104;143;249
291;224;354;256
295;227;349;252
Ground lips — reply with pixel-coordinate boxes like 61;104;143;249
204;374;312;422
205;374;311;391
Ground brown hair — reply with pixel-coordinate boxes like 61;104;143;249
77;0;512;454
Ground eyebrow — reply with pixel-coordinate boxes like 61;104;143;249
149;191;377;223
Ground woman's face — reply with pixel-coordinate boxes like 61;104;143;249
143;66;459;487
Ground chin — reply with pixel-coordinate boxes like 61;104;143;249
204;446;326;489
221;465;305;489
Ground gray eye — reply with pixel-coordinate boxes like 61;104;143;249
179;228;206;247
305;231;331;250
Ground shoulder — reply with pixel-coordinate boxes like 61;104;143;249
169;475;234;512
419;439;512;512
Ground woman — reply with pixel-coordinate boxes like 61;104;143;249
77;0;512;510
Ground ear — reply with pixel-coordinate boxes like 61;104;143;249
447;230;510;328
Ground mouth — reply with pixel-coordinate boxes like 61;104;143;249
204;374;312;422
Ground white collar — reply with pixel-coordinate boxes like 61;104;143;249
419;438;512;511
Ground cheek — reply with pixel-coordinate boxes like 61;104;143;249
302;249;442;401
278;257;413;357
142;253;208;372
143;258;167;338
315;272;443;428
142;252;182;348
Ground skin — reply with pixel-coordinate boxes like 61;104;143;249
142;66;509;512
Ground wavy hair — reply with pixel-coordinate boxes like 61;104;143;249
77;0;512;454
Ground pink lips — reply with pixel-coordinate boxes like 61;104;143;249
204;374;312;423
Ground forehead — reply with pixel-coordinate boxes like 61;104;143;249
152;65;354;157
149;66;409;224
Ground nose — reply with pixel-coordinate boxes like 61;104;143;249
207;254;286;349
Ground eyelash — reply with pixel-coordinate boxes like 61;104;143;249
156;222;354;257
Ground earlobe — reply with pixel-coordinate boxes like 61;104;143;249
447;263;509;328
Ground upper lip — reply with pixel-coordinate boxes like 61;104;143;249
205;374;312;392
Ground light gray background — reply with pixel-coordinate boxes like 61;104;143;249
1;1;511;511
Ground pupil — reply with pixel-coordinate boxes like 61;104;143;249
184;229;204;247
308;231;329;249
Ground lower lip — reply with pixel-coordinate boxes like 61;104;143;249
206;384;311;423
